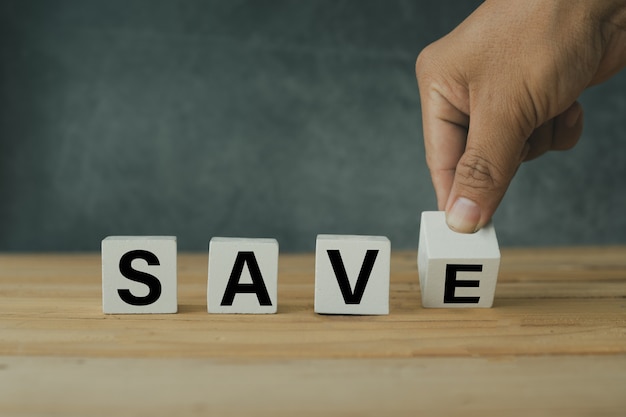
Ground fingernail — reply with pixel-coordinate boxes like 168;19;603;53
447;197;481;233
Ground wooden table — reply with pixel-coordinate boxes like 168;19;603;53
1;248;625;416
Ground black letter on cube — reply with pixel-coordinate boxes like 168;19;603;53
118;250;162;306
444;264;482;304
327;249;378;304
221;251;272;306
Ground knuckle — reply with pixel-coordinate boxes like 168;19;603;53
455;152;507;192
415;43;437;78
415;47;429;74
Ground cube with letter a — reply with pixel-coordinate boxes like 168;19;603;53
207;237;279;314
418;211;500;308
101;236;177;314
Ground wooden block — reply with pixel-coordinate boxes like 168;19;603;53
314;234;390;315
207;237;279;314
101;236;177;314
418;211;500;308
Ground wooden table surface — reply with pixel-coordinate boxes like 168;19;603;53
1;247;625;416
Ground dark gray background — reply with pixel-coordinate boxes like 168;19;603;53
1;0;625;252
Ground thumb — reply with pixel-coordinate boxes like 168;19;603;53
444;106;528;233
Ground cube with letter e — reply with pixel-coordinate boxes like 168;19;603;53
418;212;500;308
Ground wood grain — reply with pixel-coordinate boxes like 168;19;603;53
1;247;625;416
1;355;624;417
1;247;625;358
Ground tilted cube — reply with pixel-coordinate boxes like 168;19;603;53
418;212;500;308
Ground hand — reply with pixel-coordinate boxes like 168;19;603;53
416;0;626;232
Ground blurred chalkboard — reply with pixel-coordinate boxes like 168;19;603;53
1;0;625;251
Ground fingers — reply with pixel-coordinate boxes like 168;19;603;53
420;88;469;210
418;54;537;231
416;19;587;234
444;103;529;233
444;102;584;233
552;102;584;150
524;102;583;161
416;46;470;211
414;0;608;234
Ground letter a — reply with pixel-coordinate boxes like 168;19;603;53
221;252;272;306
207;238;278;314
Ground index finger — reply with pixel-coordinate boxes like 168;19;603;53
418;83;470;210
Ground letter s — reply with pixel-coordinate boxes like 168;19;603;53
117;250;162;306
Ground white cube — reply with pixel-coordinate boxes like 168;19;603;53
102;236;177;314
315;234;390;315
207;237;278;314
418;211;500;308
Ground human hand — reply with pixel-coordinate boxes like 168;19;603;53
416;0;626;233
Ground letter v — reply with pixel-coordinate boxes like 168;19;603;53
326;249;379;304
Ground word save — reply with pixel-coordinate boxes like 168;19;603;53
101;212;500;315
